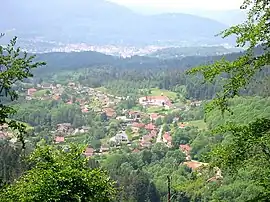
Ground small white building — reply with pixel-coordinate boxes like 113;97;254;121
139;96;172;108
109;132;129;144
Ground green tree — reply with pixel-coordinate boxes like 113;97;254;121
142;116;151;124
175;85;187;101
165;150;186;164
155;117;163;126
187;0;270;201
60;92;69;102
0;144;116;202
188;0;269;114
138;128;148;136
0;140;26;185
162;124;170;132
90;139;102;150
0;35;45;147
125;126;133;137
45;90;50;95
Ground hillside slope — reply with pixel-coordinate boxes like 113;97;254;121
148;46;241;58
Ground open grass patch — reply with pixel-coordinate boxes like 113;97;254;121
95;87;108;93
33;89;49;97
149;88;178;100
65;134;88;144
146;106;171;114
185;120;208;130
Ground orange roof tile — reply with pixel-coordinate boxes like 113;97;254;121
55;136;65;143
132;122;145;128
180;144;192;153
183;161;207;170
145;123;156;130
163;132;172;142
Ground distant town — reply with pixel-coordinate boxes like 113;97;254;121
14;37;235;58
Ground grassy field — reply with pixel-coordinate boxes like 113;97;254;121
65;134;88;144
95;87;108;93
146;106;171;114
185;120;208;130
33;89;48;97
148;88;178;100
130;105;172;115
130;105;143;111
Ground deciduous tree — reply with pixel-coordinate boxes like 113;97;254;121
0;35;45;147
187;0;270;201
0;144;116;202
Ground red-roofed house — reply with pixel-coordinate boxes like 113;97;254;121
66;100;73;105
132;122;145;128
150;114;165;122
81;108;89;113
180;144;192;160
145;123;156;130
180;144;191;154
163;132;172;147
132;148;140;153
149;130;157;138
179;123;186;129
27;88;37;96
183;161;208;171
165;100;173;108
103;108;116;118
132;122;145;133
128;111;141;120
84;147;94;157
55;136;65;143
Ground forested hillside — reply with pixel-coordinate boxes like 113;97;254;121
147;46;241;58
32;48;270;100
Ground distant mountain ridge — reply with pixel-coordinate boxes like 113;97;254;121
128;7;247;26
1;0;233;46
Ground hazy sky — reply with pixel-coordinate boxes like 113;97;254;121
109;0;243;11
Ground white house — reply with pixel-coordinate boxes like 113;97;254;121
139;95;172;107
109;132;129;144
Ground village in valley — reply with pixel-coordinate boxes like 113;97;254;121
3;81;206;170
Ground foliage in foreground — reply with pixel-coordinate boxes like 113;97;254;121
187;0;269;114
0;35;45;147
183;0;270;201
0;144;116;202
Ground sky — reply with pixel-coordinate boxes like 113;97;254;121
108;0;243;11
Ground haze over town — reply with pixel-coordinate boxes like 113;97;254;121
1;0;246;56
